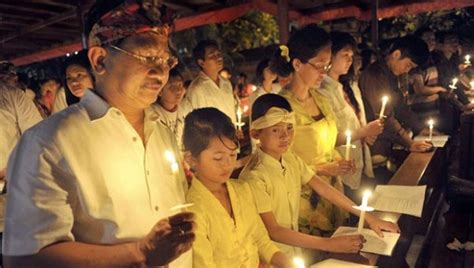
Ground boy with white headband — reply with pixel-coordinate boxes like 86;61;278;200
239;94;399;262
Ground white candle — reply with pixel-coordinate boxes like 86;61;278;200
358;190;372;234
345;130;352;160
379;96;388;119
165;150;179;174
449;78;458;90
465;55;471;65
236;106;242;131
292;257;305;268
428;119;434;141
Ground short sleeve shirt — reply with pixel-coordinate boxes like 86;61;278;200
3;90;191;268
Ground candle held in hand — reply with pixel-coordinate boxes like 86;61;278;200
236;106;243;130
428;119;434;141
345;130;352;160
357;190;372;234
379;96;389;119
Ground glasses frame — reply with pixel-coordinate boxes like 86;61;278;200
109;45;178;70
306;61;332;72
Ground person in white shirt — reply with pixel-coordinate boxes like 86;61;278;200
0;82;42;180
154;68;192;151
0;61;43;180
3;1;195;267
185;39;237;123
318;31;383;194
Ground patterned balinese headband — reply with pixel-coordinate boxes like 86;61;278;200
251;107;295;130
88;0;171;47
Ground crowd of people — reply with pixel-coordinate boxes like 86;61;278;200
1;0;473;267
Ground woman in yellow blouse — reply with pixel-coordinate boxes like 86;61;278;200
183;108;291;268
273;25;355;253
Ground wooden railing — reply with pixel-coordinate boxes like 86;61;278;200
330;147;448;267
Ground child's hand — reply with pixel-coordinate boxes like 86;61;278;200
324;235;365;253
317;160;354;176
366;214;400;237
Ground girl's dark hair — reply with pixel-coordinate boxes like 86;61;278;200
270;24;331;77
330;31;357;55
63;50;94;106
251;94;292;122
255;59;270;85
183;108;238;157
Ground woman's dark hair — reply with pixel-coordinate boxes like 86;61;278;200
251;94;292;122
63;50;94;106
183;108;238;157
270;24;331;77
255;59;270;85
330;31;357;55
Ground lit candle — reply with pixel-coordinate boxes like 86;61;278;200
243;105;249;113
379;96;388;119
165;150;179;174
236;106;243;131
358;190;372;234
470;81;474;90
428;119;434;141
292;257;305;268
449;78;458;90
345;129;352;160
465;55;471;65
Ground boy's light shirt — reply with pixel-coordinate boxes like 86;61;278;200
186;178;279;268
239;148;314;258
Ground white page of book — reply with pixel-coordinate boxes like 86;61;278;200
371;185;426;217
414;135;449;147
310;258;378;267
332;227;400;256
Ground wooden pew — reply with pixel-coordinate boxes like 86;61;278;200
330;147;447;267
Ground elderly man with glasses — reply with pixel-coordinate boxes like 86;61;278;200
3;1;195;267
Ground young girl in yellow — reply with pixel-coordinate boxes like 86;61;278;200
239;94;400;262
183;108;291;268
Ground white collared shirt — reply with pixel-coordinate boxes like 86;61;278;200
0;83;42;170
3;90;191;267
185;71;237;123
51;87;68;114
318;75;374;189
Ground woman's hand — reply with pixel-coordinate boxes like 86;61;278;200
324;235;365;253
365;214;400;237
362;119;384;137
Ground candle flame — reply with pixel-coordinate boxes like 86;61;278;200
293;257;305;268
164;150;176;163
466;55;471;62
345;129;351;137
428;119;434;126
363;190;372;199
382;96;388;104
452;78;458;85
470;81;474;89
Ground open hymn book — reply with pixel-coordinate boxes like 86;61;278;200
331;227;400;256
370;185;426;217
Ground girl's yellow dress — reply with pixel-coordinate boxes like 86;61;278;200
280;88;349;237
186;178;280;268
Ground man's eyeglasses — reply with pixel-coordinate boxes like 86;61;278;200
109;45;178;70
306;61;332;72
